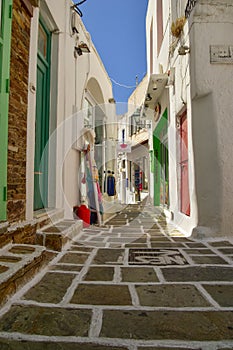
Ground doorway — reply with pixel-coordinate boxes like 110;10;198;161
160;138;169;206
179;110;190;216
153;109;169;207
34;20;51;210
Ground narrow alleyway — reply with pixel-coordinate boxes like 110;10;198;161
0;203;233;349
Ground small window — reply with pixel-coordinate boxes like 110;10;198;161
83;98;93;128
122;129;125;143
38;23;48;58
150;19;153;74
157;0;163;54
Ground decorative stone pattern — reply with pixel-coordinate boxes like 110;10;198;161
7;0;32;223
0;204;232;349
129;248;188;265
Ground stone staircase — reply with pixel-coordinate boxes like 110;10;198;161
0;209;83;306
0;243;55;306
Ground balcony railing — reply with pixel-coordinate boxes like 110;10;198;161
185;0;198;18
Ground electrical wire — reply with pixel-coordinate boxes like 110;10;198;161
110;77;136;89
73;0;87;17
76;0;87;5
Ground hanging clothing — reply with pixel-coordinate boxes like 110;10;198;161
103;172;107;193
107;174;115;196
83;145;104;224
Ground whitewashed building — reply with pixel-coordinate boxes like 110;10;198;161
117;77;151;205
142;0;233;238
26;0;115;221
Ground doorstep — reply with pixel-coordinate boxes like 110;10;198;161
36;219;83;251
0;243;55;306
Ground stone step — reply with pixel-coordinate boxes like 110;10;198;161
36;219;83;251
33;208;64;225
0;243;55;306
0;222;10;248
0;209;65;248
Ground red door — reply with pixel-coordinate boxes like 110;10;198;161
179;111;190;216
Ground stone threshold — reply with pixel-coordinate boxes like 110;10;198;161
33;208;64;222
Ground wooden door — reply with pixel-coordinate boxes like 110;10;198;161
34;21;51;210
180;111;190;216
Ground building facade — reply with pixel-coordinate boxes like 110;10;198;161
0;0;115;244
117;77;151;205
142;0;233;238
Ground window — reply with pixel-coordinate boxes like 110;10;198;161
150;19;153;74
38;23;48;59
83;98;93;128
122;129;125;143
157;0;163;54
129;108;141;136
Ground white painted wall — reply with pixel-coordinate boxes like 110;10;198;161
26;0;114;220
188;0;233;238
128;75;148;107
146;0;170;75
145;0;233;238
145;0;197;236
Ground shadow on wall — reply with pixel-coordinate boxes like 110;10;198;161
191;92;222;238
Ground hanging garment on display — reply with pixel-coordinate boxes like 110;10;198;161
84;145;103;225
107;173;115;196
103;171;107;193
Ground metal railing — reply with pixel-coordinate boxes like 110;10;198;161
185;0;198;18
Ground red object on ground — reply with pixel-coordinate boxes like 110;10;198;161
75;205;90;227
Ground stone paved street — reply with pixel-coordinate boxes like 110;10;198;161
0;203;233;349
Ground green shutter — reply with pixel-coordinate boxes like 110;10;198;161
0;0;12;220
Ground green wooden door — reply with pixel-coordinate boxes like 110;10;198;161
0;0;12;220
153;109;168;207
34;21;51;210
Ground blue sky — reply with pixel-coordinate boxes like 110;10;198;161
80;0;148;105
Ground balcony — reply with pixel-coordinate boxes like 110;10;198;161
185;0;198;18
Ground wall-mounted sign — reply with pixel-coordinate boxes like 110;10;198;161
117;143;131;153
210;45;233;64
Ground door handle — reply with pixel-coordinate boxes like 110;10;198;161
34;172;43;175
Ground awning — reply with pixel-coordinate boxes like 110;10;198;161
131;130;149;147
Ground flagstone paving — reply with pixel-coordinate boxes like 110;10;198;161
0;203;233;349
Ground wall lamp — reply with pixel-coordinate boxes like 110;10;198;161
178;45;190;55
145;93;152;102
75;42;90;56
